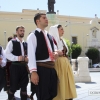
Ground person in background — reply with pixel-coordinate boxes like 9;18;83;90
4;36;13;93
0;46;7;92
5;26;29;100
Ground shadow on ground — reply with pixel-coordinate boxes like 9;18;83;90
76;85;81;88
84;82;97;84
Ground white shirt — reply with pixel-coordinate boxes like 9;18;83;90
0;47;7;67
58;39;64;51
5;37;24;61
58;39;69;55
27;28;57;72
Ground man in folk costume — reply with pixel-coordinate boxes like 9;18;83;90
27;13;58;100
4;36;21;100
0;46;7;92
5;26;29;100
49;25;77;100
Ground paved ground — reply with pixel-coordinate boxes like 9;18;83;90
0;72;100;100
74;72;100;100
89;68;100;72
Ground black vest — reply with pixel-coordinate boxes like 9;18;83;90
11;39;27;56
0;46;2;55
34;30;54;60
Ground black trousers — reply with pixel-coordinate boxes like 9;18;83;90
31;82;36;94
0;68;5;92
9;63;29;100
35;66;57;100
4;62;11;91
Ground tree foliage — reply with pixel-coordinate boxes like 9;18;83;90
85;47;99;60
71;44;82;59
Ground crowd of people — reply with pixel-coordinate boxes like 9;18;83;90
0;13;77;100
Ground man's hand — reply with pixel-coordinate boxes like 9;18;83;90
53;52;58;60
0;60;2;64
18;56;24;61
24;56;28;62
31;71;39;85
0;58;2;64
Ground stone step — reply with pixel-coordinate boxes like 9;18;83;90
89;68;100;72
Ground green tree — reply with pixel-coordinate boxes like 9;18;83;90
71;44;82;59
85;47;99;60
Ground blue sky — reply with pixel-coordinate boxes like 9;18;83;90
0;0;100;18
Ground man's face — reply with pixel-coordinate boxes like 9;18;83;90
37;15;48;28
17;27;25;38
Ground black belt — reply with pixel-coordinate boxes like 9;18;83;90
36;61;55;68
12;61;26;65
0;67;5;69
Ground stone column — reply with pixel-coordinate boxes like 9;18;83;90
46;14;57;25
74;57;91;82
71;59;77;71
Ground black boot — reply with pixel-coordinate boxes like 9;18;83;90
30;95;34;100
30;92;35;100
20;91;27;100
8;90;15;100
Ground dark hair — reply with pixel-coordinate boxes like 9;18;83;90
16;26;25;31
57;25;62;29
29;32;31;35
34;13;46;25
8;36;12;42
13;34;17;38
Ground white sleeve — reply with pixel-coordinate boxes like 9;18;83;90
5;41;18;61
1;47;7;67
27;33;37;73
